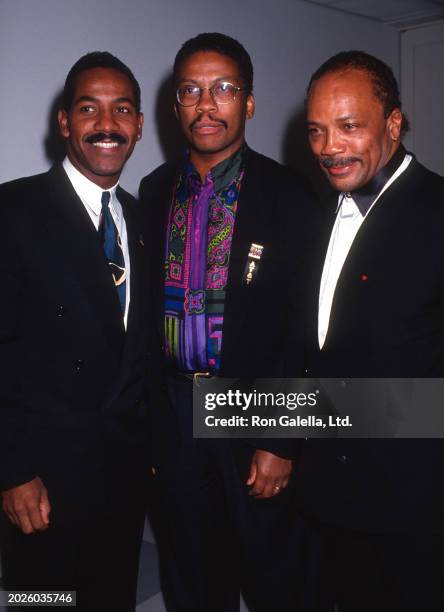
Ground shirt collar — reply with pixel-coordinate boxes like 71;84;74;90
343;145;407;216
62;156;119;218
185;143;246;194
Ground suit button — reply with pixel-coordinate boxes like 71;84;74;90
74;359;84;373
56;305;65;317
338;455;347;462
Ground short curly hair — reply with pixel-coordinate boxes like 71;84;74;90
173;32;253;94
306;50;409;134
62;51;141;113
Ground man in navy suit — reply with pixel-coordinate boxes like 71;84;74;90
300;50;444;612
0;52;153;611
139;33;324;612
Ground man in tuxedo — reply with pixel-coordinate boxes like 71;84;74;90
300;50;444;611
0;52;151;611
139;33;323;612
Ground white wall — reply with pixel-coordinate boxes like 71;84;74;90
401;21;444;176
0;0;399;194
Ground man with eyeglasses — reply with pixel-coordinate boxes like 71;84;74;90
139;33;324;612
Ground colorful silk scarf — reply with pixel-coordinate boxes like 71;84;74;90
164;147;245;372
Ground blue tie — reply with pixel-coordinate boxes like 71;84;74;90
99;191;126;314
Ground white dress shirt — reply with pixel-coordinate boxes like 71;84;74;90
318;152;413;349
62;157;131;329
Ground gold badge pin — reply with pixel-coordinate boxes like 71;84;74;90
244;243;264;285
248;243;264;260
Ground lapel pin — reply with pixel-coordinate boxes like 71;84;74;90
243;243;264;285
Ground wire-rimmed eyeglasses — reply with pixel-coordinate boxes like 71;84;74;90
176;81;245;106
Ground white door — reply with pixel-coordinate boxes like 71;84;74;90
401;21;444;176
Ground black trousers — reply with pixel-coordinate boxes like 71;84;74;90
149;375;327;612
323;525;444;612
0;492;147;612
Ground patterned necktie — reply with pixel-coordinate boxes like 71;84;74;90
99;191;126;313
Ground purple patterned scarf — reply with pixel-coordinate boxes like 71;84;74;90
164;146;245;372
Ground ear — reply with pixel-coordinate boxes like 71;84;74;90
58;109;70;139
137;112;144;140
173;103;180;121
246;93;255;120
387;107;402;141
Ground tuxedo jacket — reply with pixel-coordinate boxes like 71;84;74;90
0;164;153;523
298;158;444;532
139;148;320;459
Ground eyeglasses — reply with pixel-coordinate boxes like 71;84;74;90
176;81;245;106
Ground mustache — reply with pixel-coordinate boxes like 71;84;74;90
189;116;228;130
321;156;360;168
85;132;127;145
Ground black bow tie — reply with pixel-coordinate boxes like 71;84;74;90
346;146;407;216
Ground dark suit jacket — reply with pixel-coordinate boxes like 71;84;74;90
0;164;152;524
139;147;320;460
298;157;444;532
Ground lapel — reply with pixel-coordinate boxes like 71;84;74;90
118;186;147;360
153;168;178;338
221;150;269;367
44;164;125;356
320;159;421;353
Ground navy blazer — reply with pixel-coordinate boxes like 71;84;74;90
139;147;321;459
0;164;153;522
298;158;444;532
